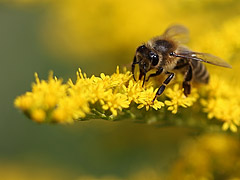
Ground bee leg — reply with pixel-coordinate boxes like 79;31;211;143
135;70;146;87
146;67;163;82
138;69;147;87
142;73;146;87
152;72;175;102
182;64;193;96
131;55;138;81
139;70;144;81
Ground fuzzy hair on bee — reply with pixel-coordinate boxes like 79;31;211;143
132;25;232;102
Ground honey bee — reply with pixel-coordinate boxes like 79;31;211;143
132;25;232;102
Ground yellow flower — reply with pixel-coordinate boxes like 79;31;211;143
14;72;68;123
123;80;144;103
100;92;130;116
201;75;240;132
164;84;199;114
14;92;34;111
107;66;132;88
32;72;67;109
71;67;131;117
222;122;238;133
51;94;90;124
31;109;46;123
136;87;164;111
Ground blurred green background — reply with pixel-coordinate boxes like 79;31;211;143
1;1;240;179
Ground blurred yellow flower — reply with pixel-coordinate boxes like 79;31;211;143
4;0;240;67
201;75;240;132
31;0;238;62
31;108;46;123
41;0;168;58
193;16;240;62
168;134;240;179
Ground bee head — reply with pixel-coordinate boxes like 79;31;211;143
136;45;159;73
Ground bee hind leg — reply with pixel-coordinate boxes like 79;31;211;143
182;64;193;96
152;72;175;102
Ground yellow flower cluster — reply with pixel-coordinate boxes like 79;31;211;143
14;66;240;133
15;67;170;123
201;75;240;132
14;72;68;123
72;67;131;117
123;80;164;111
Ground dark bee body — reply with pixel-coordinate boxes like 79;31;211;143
132;25;231;102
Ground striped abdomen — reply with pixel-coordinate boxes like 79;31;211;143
191;60;209;84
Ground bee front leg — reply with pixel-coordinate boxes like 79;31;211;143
141;71;146;87
152;72;175;102
182;64;193;96
132;55;138;81
146;67;163;82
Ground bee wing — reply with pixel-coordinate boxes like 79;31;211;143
163;25;189;44
176;50;232;68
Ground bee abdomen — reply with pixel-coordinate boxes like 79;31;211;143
192;61;209;84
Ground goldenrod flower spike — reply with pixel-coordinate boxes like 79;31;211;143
14;66;240;133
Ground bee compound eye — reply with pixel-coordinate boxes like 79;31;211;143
137;45;146;52
149;52;159;66
152;55;158;66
